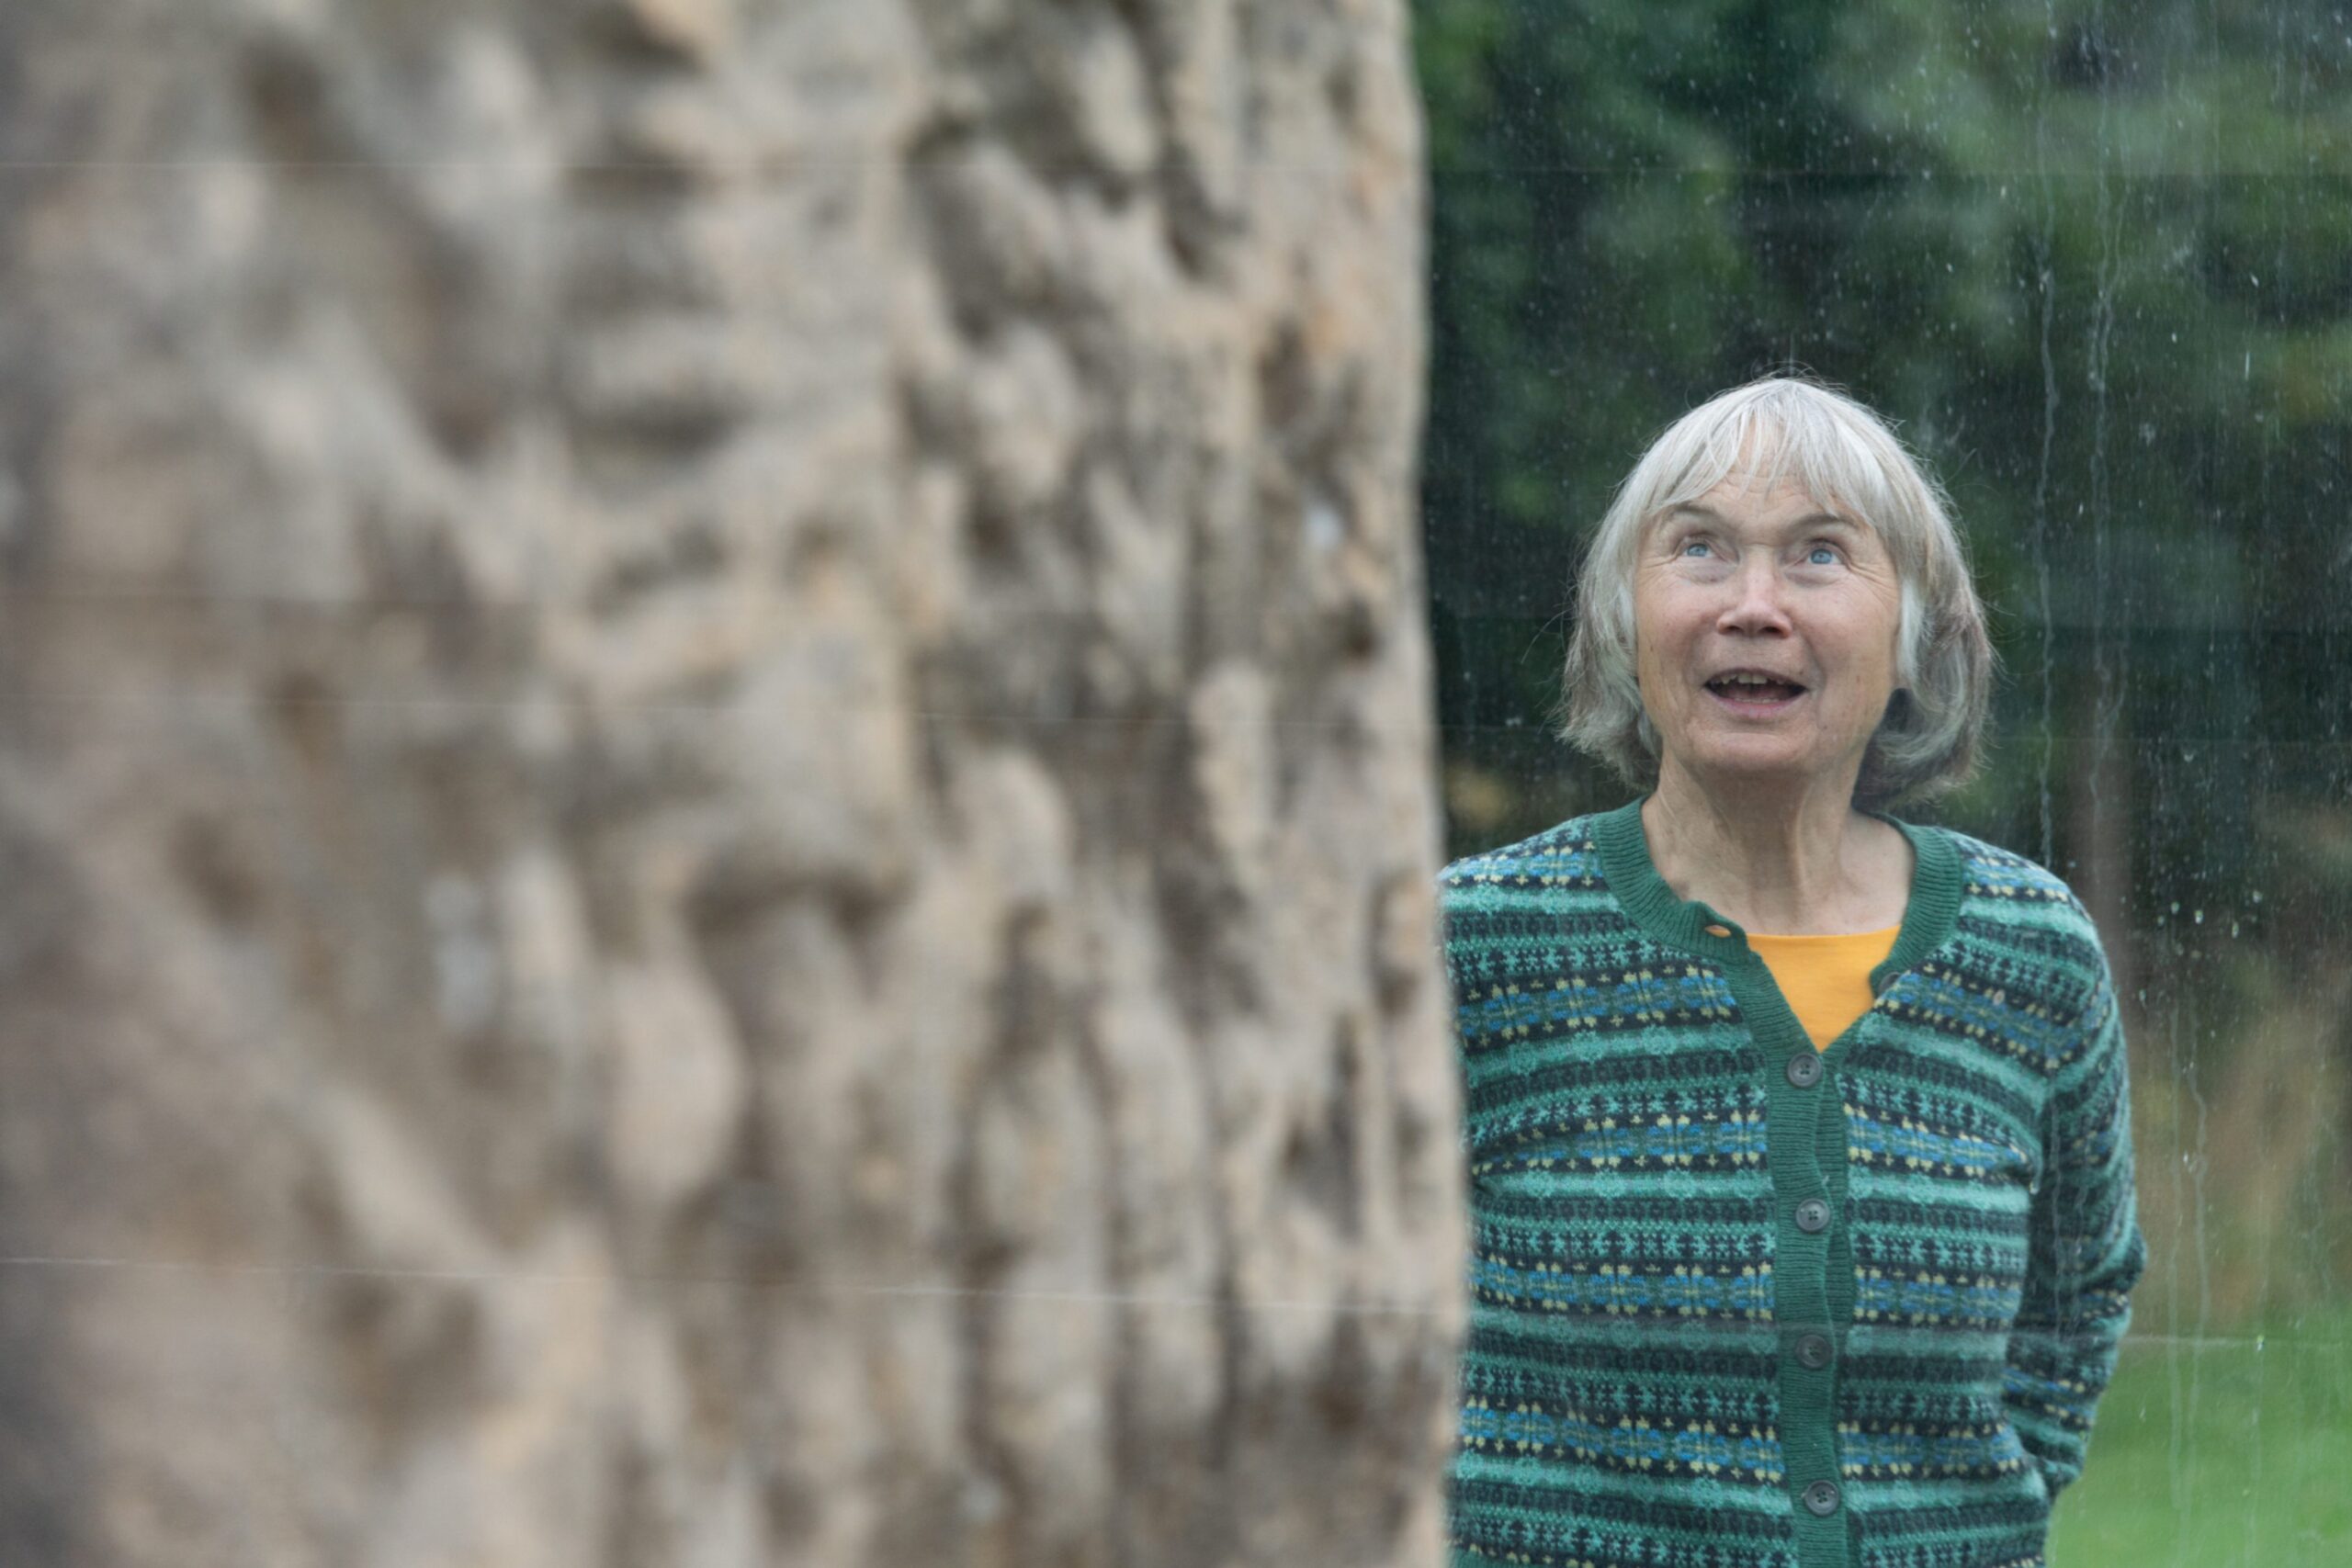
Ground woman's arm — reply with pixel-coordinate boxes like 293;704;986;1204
2000;938;2148;1502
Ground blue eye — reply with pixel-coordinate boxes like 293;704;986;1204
1806;545;1839;566
1681;540;1713;558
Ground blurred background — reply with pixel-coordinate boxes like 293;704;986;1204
1419;2;2352;1561
0;0;2340;1564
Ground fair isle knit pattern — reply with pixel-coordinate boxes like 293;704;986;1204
1438;797;2145;1568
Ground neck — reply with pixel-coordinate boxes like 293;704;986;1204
1642;761;1894;934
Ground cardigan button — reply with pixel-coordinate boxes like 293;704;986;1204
1785;1053;1823;1088
1802;1479;1842;1516
1703;923;1732;937
1793;1332;1834;1370
1794;1197;1830;1233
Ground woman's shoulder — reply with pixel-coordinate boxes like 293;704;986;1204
1906;818;2111;969
1913;819;2086;908
1435;810;1607;892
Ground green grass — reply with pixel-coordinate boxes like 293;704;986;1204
2050;1312;2352;1566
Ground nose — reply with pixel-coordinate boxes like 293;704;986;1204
1717;556;1793;636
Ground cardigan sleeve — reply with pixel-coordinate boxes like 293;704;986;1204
1999;931;2147;1503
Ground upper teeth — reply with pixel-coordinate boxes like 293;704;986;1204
1724;674;1777;684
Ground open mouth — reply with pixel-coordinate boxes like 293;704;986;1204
1704;675;1808;710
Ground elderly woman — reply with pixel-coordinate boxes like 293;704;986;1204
1436;375;2144;1568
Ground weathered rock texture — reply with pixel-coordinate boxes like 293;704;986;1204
0;1;1460;1563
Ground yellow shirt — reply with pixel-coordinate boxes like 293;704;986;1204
1745;925;1902;1051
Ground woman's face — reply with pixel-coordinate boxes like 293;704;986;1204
1630;470;1905;799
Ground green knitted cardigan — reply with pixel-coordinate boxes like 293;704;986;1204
1437;795;2145;1568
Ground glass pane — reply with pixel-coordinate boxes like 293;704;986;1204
1421;3;2352;1563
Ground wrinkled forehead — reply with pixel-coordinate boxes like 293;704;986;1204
1638;475;1873;542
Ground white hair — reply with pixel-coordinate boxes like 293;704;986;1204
1554;373;1996;809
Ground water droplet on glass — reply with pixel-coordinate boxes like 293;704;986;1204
1306;495;1345;553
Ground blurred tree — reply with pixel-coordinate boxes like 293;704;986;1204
0;2;1463;1563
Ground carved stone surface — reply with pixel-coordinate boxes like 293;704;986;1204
0;2;1460;1562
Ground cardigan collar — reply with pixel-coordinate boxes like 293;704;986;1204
1592;793;1962;990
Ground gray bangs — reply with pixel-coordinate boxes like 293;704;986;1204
1643;388;1927;558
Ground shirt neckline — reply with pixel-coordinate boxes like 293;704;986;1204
1591;793;1961;988
1746;925;1903;944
